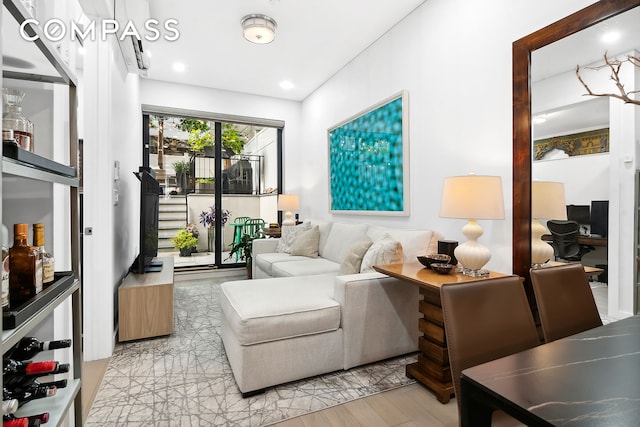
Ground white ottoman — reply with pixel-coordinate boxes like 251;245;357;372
220;274;344;396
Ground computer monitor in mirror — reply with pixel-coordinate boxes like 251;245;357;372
590;200;609;238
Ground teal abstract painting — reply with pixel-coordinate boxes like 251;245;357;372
328;91;408;215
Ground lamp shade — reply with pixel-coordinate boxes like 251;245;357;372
277;194;299;212
439;175;505;220
532;181;567;220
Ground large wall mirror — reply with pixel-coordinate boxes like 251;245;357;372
512;0;640;311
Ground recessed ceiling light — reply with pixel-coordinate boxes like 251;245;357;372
173;62;186;72
601;31;620;43
279;80;294;90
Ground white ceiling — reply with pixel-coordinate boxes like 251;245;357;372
142;0;428;101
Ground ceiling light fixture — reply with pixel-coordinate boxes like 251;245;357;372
241;14;277;44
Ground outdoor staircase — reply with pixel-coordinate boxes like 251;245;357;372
158;196;187;252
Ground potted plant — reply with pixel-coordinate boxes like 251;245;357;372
195;177;215;192
172;159;191;193
227;232;263;277
171;228;198;257
199;206;231;252
187;130;213;153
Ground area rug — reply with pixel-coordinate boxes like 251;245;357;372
85;277;417;426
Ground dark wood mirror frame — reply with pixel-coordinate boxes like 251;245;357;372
512;0;640;304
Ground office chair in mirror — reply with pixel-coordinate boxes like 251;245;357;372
547;220;595;262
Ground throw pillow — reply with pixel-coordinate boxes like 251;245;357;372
340;237;373;274
276;222;311;253
360;235;403;273
290;226;321;257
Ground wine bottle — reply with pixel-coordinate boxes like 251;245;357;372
0;400;17;416
8;224;42;307
1;224;8;312
3;360;67;379
5;337;72;361
32;225;54;286
3;386;56;407
3;412;48;425
5;378;67;393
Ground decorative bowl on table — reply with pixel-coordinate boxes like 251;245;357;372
417;254;451;269
431;263;454;274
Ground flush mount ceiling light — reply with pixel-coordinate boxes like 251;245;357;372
241;14;277;44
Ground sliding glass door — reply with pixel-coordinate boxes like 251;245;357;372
144;111;282;270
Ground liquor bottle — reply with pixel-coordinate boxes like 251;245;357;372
1;225;9;312
4;337;72;361
9;224;42;307
0;400;17;416
31;225;54;286
1;89;34;152
3;385;56;407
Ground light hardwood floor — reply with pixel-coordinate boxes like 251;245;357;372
270;383;458;427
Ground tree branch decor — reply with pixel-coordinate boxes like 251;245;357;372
576;52;640;106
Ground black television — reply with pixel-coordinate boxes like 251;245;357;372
130;168;163;273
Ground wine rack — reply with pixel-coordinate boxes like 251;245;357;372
1;0;82;425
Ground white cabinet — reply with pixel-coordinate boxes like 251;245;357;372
1;0;82;425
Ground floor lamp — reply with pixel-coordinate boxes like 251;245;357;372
531;181;567;267
439;174;505;277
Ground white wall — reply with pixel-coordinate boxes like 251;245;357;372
298;0;596;275
82;30;141;361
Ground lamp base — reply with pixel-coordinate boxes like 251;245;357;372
282;211;295;226
457;267;490;277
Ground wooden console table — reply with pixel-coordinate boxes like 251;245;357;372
118;256;174;342
374;262;506;404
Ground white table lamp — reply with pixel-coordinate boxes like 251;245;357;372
278;194;299;226
440;174;505;276
531;181;567;267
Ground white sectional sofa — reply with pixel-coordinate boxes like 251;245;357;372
219;220;443;396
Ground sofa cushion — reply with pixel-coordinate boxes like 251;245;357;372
340;238;373;274
321;223;369;264
255;253;311;276
220;275;340;346
360;234;403;273
307;220;333;255
367;227;436;263
276;222;311;253
290;225;320;257
271;258;341;277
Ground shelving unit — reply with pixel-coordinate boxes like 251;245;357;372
2;0;82;425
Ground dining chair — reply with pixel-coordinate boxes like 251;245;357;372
441;275;540;425
243;218;266;238
530;263;602;343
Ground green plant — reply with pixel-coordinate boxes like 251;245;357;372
171;228;198;250
187;130;213;152
195;177;214;184
227;232;261;262
173;159;191;174
221;123;246;154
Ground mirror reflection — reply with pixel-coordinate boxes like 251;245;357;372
529;6;640;315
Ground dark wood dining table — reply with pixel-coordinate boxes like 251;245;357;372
460;315;640;426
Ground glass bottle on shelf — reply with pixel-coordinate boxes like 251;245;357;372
9;224;42;308
32;224;54;286
2;89;34;152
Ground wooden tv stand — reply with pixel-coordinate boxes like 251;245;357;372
118;256;174;342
